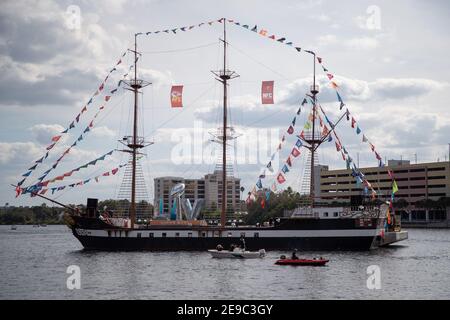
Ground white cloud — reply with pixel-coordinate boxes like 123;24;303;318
310;14;331;22
29;124;65;145
91;125;116;138
0;142;41;164
138;68;173;88
345;37;379;50
317;34;338;46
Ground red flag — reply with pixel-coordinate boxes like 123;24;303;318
81;106;87;113
277;173;286;184
112;168;119;175
317;57;322;63
15;186;22;197
103;172;110;176
287;125;294;135
51;135;62;142
105;95;111;102
375;151;381;161
387;169;394;179
286;156;292;167
40;189;48;195
170;85;183;108
291;147;300;157
351;117;356;128
261;81;274;104
335;142;341;152
326;73;334;80
261;198;265;209
299;130;305;140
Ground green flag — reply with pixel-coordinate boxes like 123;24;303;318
392;180;398;194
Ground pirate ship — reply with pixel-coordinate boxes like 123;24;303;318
15;18;407;250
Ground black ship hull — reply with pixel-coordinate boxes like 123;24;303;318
73;231;375;251
68;215;384;251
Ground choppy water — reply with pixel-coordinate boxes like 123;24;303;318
0;225;449;299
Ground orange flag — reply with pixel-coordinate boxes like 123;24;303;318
171;85;183;108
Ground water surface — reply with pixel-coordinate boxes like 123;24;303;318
0;225;449;299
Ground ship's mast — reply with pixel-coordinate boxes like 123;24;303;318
213;19;238;228
122;34;151;228
131;33;138;227
310;54;317;208
221;20;228;229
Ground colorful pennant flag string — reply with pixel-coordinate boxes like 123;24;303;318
16;50;130;189
21;60;136;192
36;150;116;187
35;163;127;196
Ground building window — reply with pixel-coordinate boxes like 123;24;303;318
108;230;111;237
149;233;154;238
175;232;180;237
228;232;233;237
323;212;329;217
202;232;206;237
333;212;339;217
162;233;167;238
188;233;192;238
254;232;259;238
137;233;142;238
240;232;246;238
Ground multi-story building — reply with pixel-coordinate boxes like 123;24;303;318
154;171;240;216
203;170;241;213
316;160;450;225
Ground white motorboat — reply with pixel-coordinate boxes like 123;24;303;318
208;248;266;259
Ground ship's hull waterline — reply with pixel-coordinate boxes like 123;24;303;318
68;216;389;251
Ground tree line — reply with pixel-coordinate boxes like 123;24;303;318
0;199;154;225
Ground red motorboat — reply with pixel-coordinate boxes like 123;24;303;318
275;258;329;266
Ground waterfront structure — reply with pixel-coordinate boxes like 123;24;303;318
317;160;450;225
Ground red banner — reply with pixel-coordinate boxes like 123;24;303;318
171;85;183;108
277;173;286;184
261;81;274;104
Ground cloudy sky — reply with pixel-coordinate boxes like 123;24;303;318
1;0;449;207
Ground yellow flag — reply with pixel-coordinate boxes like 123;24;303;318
392;180;398;194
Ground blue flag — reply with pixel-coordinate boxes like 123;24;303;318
256;179;263;189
